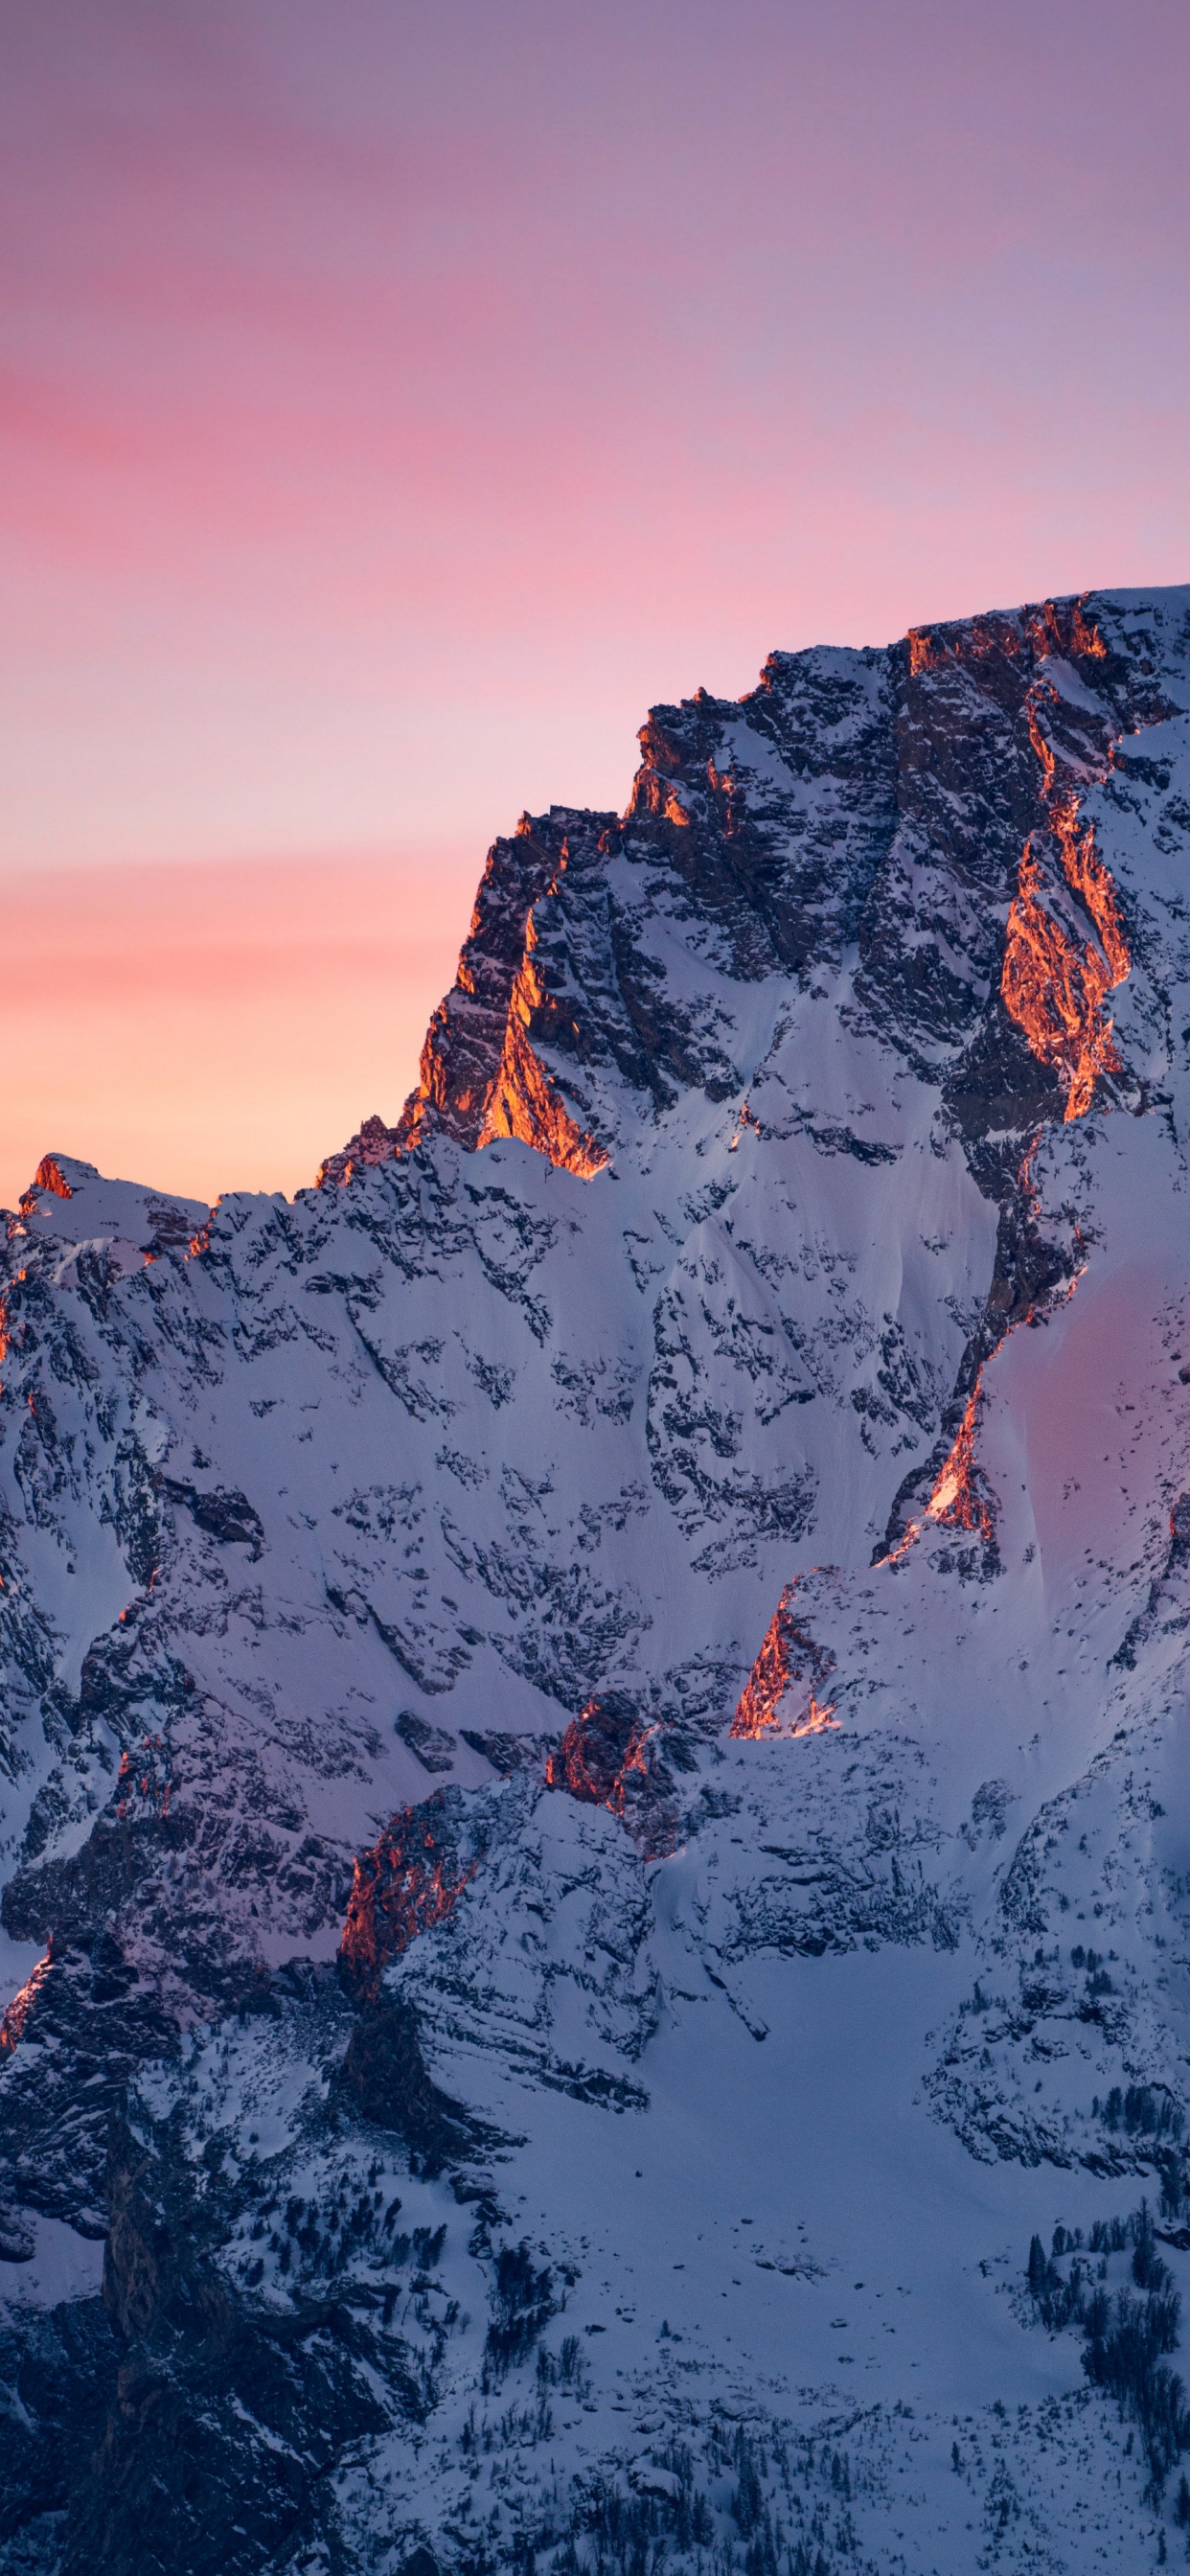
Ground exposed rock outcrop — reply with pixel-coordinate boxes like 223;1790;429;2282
2;589;1190;2576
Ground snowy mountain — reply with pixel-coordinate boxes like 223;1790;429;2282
4;587;1190;2574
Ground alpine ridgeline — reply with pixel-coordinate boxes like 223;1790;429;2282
6;589;1190;2576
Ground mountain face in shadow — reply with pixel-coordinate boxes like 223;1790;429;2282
3;589;1190;2574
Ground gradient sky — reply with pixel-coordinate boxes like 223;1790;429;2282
2;0;1188;1205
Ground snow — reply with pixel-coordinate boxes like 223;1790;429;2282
3;586;1190;2568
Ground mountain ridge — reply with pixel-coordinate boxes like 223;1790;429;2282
2;586;1190;2574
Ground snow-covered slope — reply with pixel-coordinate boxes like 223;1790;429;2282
4;589;1190;2574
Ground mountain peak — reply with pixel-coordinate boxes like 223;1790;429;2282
320;586;1184;1208
4;586;1190;2574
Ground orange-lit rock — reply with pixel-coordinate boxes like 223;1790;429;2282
924;1382;995;1541
728;1099;763;1152
319;813;610;1187
1001;824;1127;1124
545;1696;640;1803
1001;678;1132;1124
907;596;1109;680
315;1111;401;1190
17;1155;73;1218
339;1794;476;2005
0;1944;53;2055
883;1379;998;1567
1053;794;1130;987
475;941;608;1178
731;1584;837;1738
1023;598;1108;663
543;1695;685;1856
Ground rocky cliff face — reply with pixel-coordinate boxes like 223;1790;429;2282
3;589;1190;2575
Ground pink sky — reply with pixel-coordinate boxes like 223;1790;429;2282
2;0;1188;1205
0;849;477;1205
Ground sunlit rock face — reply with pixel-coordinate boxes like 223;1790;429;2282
3;589;1190;2574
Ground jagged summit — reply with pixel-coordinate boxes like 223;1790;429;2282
3;587;1190;2574
318;592;1173;1208
9;1153;209;1254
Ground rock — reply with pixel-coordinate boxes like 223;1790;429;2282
1;586;1190;2571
